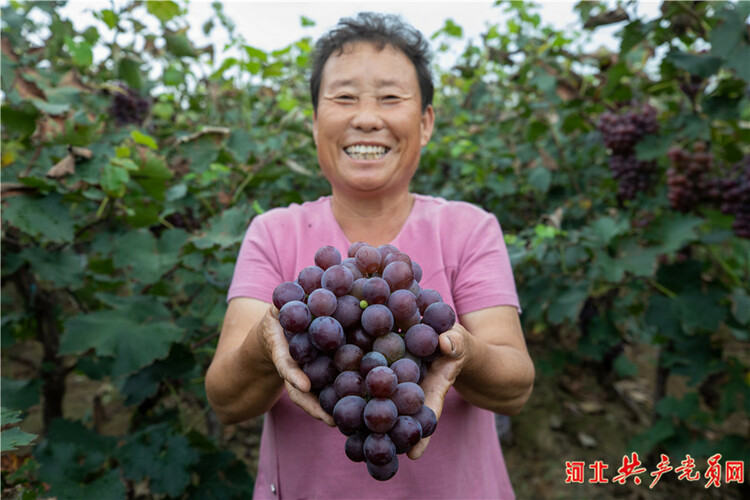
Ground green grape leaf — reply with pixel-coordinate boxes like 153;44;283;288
61;310;183;377
111;228;187;284
146;0;180;23
191;205;253;250
118;57;143;90
1;194;75;243
0;378;42;411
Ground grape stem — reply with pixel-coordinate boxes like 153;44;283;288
647;278;676;299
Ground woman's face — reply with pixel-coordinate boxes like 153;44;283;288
313;42;434;199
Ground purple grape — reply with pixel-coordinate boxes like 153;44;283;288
364;398;398;433
395;310;421;332
341;257;364;280
303;355;337;390
307;288;338;317
272;281;306;310
288;332;317;364
334;344;364;372
387;289;418;323
348;241;370;259
362;277;390;305
345;432;367;462
365;366;398;398
359;351;388;377
373;332;405;364
334;370;366;398
347;326;375;352
404;323;439;357
413;405;437;437
411;261;423;283
364;432;397;466
366;456;399;481
382;261;414;291
297;265;324;295
333;395;367;434
333;294;362;329
388;415;422;453
319;385;339;415
422;302;456;334
350;277;367;300
376;244;399;273
383;251;411;269
278;300;311;333
314;245;342;270
391;382;425;415
390;358;420;384
355;244;382;275
407;279;421;297
308;316;345;354
417;289;442;315
321;264;354;296
361;304;394;337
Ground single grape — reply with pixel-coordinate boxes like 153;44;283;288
308;316;345;354
359;351;388;377
405;323;439;357
297;265;324;295
366;456;399;481
411;261;423;283
382;261;414;291
373;332;406;364
388;415;422;453
407;280;421;297
318;385;339;415
355;245;382;275
362;277;391;305
390;358;420;384
391;382;425;415
383;251;411;269
278;300;311;333
315;245;342;270
334;370;366;398
272;281;306;310
321;264;354;296
395;310;421;333
289;332;318;364
413;405;437;438
341;258;364;280
334;344;364;372
350;277;367;300
347;326;375;352
387;289;418;323
348;241;370;259
422;302;456;334
333;294;363;329
365;366;398;398
376;244;400;273
333;395;367;434
345;432;367;462
307;288;338;317
361;304;394;337
417;289;442;315
364;398;398;433
364;432;397;466
303;355;337;390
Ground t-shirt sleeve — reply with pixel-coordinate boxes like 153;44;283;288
226;214;283;304
451;209;520;316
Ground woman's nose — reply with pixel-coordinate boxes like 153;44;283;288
350;100;384;132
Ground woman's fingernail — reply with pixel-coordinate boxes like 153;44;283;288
448;336;456;354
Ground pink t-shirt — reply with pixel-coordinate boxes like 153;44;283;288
228;194;520;499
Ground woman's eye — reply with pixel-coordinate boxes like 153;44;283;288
336;95;354;102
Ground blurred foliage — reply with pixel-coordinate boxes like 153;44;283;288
1;0;749;497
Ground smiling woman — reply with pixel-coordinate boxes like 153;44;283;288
204;11;534;500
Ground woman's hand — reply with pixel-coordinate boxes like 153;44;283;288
406;324;471;460
258;306;335;426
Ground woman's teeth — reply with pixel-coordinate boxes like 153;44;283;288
345;145;389;160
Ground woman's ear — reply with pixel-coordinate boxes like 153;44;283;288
420;105;435;147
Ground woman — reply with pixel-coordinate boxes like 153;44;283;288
205;12;534;499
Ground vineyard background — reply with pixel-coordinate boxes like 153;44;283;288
1;1;749;498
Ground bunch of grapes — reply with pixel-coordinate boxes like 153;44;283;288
272;242;455;481
666;142;716;212
719;156;750;238
108;84;151;126
597;103;659;201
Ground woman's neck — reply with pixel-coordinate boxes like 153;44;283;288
330;190;415;247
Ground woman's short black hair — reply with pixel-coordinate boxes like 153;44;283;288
309;12;434;113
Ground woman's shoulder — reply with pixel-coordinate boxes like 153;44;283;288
252;196;331;225
412;194;495;223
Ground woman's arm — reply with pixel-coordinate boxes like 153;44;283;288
204;297;335;426
408;304;534;459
